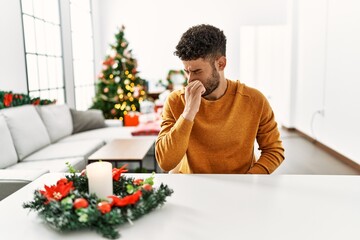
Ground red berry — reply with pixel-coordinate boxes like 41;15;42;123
142;184;152;191
133;179;143;185
97;201;111;214
73;198;89;209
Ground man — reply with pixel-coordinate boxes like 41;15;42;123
155;24;284;174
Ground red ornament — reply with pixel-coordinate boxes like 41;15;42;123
111;109;117;115
73;198;89;209
97;201;111;214
103;57;115;66
142;184;153;191
133;179;143;185
3;93;13;107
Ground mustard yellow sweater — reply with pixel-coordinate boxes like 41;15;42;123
155;80;284;174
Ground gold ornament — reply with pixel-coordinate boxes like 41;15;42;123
104;88;109;93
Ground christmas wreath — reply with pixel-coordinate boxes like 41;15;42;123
157;70;187;91
23;164;173;239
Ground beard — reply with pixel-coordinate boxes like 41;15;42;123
202;65;220;97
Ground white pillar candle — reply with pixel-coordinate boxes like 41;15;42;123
86;162;113;199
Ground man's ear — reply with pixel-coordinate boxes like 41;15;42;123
217;56;227;71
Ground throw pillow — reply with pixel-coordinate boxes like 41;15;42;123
38;104;73;142
70;109;106;134
1;105;51;160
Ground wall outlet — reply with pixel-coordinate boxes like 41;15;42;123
317;109;325;116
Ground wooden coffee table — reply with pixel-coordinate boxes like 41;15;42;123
88;139;156;171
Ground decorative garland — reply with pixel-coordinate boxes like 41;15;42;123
23;164;173;239
0;90;56;109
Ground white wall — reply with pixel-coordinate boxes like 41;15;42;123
0;0;28;93
93;0;287;90
294;0;360;164
237;0;360;165
239;25;292;127
322;0;360;163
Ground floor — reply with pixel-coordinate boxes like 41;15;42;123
142;128;360;175
273;128;359;175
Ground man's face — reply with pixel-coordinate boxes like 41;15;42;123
183;58;220;97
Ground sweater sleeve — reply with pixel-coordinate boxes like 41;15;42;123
247;97;285;174
155;93;194;171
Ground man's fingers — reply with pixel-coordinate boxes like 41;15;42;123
186;80;204;92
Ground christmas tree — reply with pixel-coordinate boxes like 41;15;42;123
91;26;147;122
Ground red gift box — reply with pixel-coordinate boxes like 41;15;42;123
124;112;139;126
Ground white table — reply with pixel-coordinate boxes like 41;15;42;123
0;174;359;240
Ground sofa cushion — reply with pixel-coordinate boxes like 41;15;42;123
1;105;51;160
70;108;106;134
0;114;18;168
58;127;156;144
6;157;85;172
38;104;73;142
23;139;104;161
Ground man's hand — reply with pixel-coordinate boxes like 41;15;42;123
182;80;206;121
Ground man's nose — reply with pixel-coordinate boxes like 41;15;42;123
187;73;194;83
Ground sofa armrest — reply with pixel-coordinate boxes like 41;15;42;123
0;169;49;200
0;169;49;182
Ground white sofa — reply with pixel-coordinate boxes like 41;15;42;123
0;104;144;200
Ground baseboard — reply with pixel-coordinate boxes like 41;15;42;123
281;126;360;173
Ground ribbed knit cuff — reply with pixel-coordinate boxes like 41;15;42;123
247;164;270;174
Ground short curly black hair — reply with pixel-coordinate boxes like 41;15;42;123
174;24;226;61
